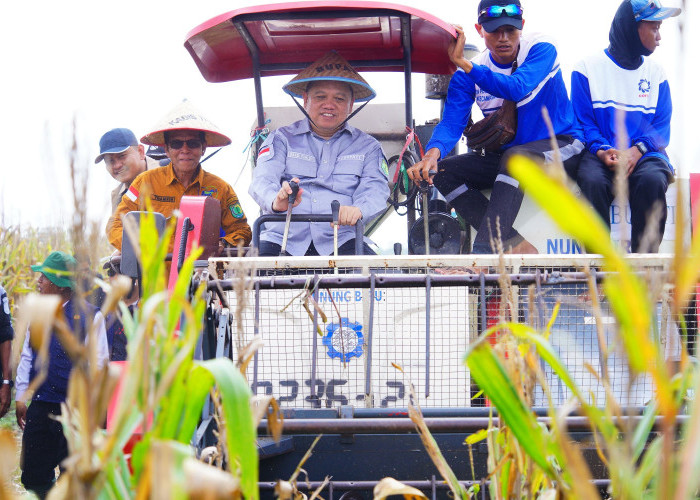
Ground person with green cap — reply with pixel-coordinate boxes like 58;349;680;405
15;251;108;499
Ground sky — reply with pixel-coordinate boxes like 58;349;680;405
0;0;693;249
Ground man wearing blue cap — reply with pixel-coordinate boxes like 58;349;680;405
249;51;389;256
572;0;680;253
15;251;108;498
95;128;159;212
408;0;585;254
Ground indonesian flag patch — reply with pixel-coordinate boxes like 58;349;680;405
126;185;139;202
257;144;273;160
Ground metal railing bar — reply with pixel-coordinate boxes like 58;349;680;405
257;415;688;434
207;271;609;292
258;479;613;490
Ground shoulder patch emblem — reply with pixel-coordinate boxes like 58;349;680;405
229;202;244;219
380;158;389;178
126;185;139;202
258;144;273;160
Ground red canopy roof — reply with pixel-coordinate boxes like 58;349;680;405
185;1;457;83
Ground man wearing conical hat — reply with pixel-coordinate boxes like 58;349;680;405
249;51;390;256
107;100;252;251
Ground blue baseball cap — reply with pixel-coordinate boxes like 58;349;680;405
95;128;139;164
478;0;523;33
630;0;681;21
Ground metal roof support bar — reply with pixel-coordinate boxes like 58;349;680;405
400;14;413;129
233;20;266;134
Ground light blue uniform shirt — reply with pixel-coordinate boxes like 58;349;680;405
249;119;389;256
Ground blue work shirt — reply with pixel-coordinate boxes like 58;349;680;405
249;119;389;256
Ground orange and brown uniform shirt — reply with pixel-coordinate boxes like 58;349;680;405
107;163;252;250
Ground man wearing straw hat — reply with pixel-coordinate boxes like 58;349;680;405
249;51;389;256
15;251;108;498
107;100;252;251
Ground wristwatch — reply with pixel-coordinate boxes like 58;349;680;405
2;379;13;388
634;142;648;155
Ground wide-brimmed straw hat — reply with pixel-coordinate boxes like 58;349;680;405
283;51;376;102
140;99;232;147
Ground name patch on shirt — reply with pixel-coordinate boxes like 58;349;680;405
338;154;365;161
288;151;315;162
152;194;176;203
475;90;493;103
201;187;217;197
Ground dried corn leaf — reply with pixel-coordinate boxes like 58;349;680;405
22;292;61;351
99;274;133;316
275;480;296;500
251;395;284;443
308;476;330;500
239;335;264;374
0;429;18;500
395;364;468;499
373;477;427;499
184;457;242;500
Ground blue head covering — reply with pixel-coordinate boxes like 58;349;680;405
608;1;652;70
609;0;681;70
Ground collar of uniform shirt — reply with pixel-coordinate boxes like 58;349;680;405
294;119;358;139
165;163;204;187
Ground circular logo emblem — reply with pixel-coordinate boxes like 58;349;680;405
323;318;364;362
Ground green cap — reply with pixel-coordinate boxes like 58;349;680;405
31;251;77;289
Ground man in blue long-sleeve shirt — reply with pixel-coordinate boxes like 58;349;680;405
572;0;679;253
249;51;389;256
408;0;584;254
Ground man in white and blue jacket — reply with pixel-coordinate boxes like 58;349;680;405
408;0;584;254
15;251;108;499
572;0;680;253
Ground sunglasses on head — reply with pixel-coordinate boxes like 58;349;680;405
480;4;523;18
168;139;203;150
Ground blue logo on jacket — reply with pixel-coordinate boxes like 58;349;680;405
638;79;651;93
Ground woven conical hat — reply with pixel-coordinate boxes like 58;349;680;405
283;51;376;102
141;99;231;147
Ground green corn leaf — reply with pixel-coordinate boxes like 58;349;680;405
631;400;658;463
634;436;663;494
507;155;675;411
465;341;556;477
503;323;612;437
674;367;700;499
156;367;192;440
465;429;488;446
195;358;259;500
176;366;218;443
